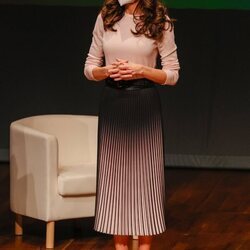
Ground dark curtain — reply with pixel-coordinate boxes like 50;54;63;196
0;5;249;167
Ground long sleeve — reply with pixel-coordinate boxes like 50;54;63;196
84;13;104;81
157;22;180;85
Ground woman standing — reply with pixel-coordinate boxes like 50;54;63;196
84;0;180;249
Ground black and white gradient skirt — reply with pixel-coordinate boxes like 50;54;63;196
94;78;167;236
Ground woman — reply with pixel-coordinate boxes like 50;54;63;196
84;0;180;249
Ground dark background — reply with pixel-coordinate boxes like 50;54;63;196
0;4;249;168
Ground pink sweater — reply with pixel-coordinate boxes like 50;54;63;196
84;13;180;85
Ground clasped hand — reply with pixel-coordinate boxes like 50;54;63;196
106;58;144;81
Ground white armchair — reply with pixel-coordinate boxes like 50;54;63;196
10;114;98;248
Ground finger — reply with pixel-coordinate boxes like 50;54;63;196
112;62;123;67
119;65;130;70
110;73;121;78
120;74;133;79
114;77;122;81
108;68;119;74
119;69;133;75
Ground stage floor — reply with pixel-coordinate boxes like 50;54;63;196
0;163;249;249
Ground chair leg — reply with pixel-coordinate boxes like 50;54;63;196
15;214;23;235
133;235;138;240
46;221;55;249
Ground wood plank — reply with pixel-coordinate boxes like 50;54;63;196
1;163;249;249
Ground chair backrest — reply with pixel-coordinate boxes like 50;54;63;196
16;115;98;167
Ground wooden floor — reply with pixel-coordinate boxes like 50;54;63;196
0;162;250;249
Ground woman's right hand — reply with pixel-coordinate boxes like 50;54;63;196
92;64;116;81
104;64;118;78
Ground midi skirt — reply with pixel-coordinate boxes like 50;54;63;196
94;78;167;236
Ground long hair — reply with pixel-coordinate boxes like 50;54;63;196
100;0;173;42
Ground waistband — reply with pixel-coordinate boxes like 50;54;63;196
105;77;155;90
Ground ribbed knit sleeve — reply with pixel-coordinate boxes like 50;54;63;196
157;22;180;85
84;13;104;81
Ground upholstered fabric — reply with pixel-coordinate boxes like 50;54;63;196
10;114;98;222
58;164;96;196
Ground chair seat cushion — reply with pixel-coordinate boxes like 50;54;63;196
57;164;96;196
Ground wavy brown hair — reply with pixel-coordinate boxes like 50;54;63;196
100;0;173;42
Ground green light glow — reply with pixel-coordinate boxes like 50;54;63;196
0;0;250;10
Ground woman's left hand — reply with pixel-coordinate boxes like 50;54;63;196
108;58;144;81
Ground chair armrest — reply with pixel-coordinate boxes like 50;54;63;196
10;122;58;219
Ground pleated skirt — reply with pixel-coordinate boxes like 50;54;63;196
94;79;167;236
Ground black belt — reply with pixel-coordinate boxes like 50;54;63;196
105;77;154;90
